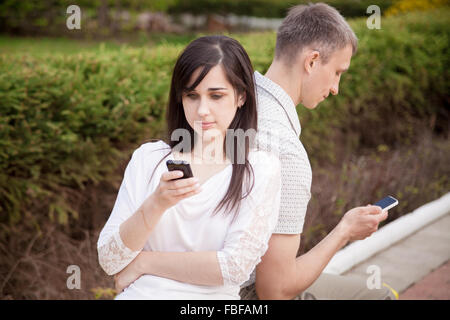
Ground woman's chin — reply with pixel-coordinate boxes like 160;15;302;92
198;129;223;141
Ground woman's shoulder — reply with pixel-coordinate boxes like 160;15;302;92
127;140;171;173
248;148;281;175
134;139;171;158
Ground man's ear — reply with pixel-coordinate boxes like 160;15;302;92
304;50;320;74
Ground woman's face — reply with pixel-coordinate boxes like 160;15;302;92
182;64;245;145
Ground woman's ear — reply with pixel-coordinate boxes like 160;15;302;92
237;92;247;108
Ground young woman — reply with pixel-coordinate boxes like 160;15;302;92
97;35;281;299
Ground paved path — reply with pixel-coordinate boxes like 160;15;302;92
400;259;450;300
342;213;450;299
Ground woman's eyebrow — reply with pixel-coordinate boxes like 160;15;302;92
208;87;228;91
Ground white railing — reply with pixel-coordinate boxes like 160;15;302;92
323;192;450;275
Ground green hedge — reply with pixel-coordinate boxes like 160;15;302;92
0;45;181;225
296;9;449;163
0;9;448;226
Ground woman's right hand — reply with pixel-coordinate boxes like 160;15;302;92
149;170;202;213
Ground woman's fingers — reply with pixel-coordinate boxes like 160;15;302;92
158;171;201;199
161;170;184;181
161;173;198;190
114;275;121;293
175;187;203;199
169;177;199;190
170;182;202;196
161;171;197;187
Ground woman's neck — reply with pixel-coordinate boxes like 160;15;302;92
174;139;230;165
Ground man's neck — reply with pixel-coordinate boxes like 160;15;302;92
264;60;301;106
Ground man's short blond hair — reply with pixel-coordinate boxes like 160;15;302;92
275;2;358;65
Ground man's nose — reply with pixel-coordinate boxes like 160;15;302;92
330;84;339;96
330;80;339;95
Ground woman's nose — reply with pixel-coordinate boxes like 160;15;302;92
197;98;210;116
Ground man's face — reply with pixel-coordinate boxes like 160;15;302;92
300;44;353;109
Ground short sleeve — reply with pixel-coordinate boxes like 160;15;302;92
274;139;312;234
216;151;281;286
97;141;167;275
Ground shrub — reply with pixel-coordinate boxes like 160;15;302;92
0;46;179;226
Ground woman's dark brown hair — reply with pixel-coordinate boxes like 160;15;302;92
149;35;258;219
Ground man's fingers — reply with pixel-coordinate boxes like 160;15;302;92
366;205;383;215
378;209;389;222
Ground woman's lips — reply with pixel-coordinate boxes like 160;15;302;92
201;122;215;130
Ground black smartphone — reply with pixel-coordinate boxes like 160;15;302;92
373;196;399;211
166;160;194;180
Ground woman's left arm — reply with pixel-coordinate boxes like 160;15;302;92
115;152;281;291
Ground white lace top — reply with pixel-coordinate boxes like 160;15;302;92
97;140;281;299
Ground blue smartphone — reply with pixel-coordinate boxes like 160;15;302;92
374;196;399;211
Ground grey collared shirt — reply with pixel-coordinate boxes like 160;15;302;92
254;70;312;234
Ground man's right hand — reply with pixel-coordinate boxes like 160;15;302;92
337;205;388;243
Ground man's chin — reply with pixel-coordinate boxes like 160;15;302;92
305;102;320;109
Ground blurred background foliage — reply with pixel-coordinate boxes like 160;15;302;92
385;0;450;15
0;1;449;299
1;1;449;38
1;0;437;36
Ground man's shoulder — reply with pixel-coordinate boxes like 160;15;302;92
256;92;291;127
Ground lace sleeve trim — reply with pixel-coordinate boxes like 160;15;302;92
218;160;281;286
97;231;140;275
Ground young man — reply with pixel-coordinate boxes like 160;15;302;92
240;3;397;300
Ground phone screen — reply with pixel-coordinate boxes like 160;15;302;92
374;196;398;210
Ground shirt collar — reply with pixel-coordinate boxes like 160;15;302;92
254;71;302;137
